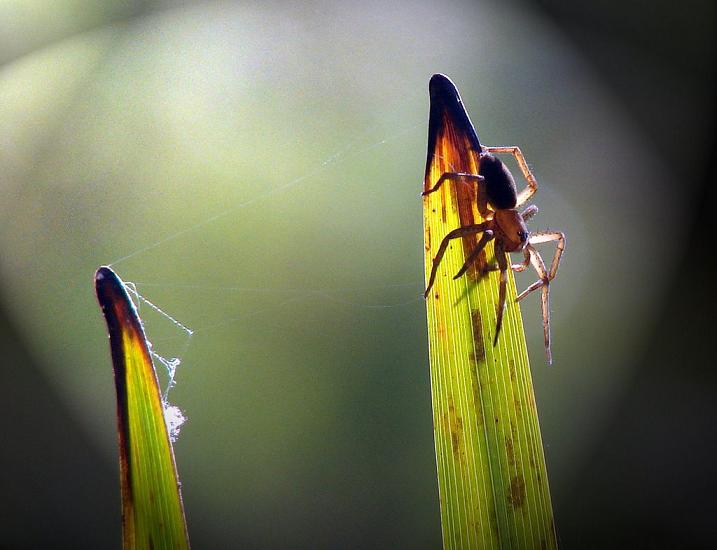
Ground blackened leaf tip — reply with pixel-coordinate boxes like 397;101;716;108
429;73;460;99
94;265;124;299
95;265;115;284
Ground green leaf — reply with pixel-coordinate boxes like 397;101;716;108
422;75;556;549
95;266;190;550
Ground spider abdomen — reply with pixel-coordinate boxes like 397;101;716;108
479;153;517;210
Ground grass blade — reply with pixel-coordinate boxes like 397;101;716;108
95;266;190;550
422;74;556;549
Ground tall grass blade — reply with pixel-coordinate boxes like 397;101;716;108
422;74;556;549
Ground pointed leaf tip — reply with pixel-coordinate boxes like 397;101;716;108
95;265;190;549
429;73;457;96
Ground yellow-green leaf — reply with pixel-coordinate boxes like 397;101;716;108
423;74;556;549
95;266;190;550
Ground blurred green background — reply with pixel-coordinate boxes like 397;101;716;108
1;1;714;548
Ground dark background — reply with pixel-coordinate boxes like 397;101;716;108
530;1;716;547
2;0;715;547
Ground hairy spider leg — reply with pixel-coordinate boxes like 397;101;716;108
516;231;566;363
453;230;495;280
523;247;553;363
484;146;538;208
521;204;538;221
422;172;491;218
528;231;566;280
422;172;484;195
511;206;539;272
424;222;491;297
493;242;510;346
518;231;566;297
511;247;532;273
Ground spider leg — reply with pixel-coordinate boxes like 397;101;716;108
509;208;538;272
422;172;484;195
425;222;491;297
524;231;566;282
540;285;551;363
511;247;531;273
484;146;538;208
516;232;566;364
453;230;495;280
521;205;538;222
493;242;509;346
423;172;491;218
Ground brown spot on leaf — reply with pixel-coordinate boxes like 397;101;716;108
470;309;486;362
446;397;465;464
450;425;462;459
505;436;515;467
436;318;446;341
507;475;526;509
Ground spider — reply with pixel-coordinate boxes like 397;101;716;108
423;146;565;364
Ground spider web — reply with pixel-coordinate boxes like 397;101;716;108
105;117;425;442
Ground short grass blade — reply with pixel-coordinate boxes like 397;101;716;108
95;266;190;550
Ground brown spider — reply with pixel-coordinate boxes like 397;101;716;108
423;145;565;364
